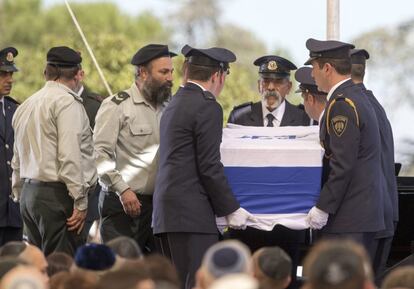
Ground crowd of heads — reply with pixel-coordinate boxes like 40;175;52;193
0;238;413;289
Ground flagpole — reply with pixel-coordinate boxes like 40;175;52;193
64;0;113;96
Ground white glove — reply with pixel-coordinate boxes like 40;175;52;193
225;208;257;230
306;206;329;229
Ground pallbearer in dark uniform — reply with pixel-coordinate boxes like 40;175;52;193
304;38;385;258
350;48;398;281
78;85;102;238
0;47;23;245
228;55;309;126
153;45;255;289
227;58;310;289
295;67;328;185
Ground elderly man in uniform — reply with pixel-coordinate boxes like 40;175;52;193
0;47;22;246
153;45;255;289
11;46;97;255
228;55;309;126
227;56;311;289
350;48;398;282
304;38;385;257
94;44;176;253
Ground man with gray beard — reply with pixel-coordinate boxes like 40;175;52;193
94;44;176;254
228;55;309;126
227;55;310;289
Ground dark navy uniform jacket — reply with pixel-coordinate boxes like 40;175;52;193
80;87;102;129
357;83;398;238
153;82;240;234
227;100;310;126
319;79;384;233
0;96;22;228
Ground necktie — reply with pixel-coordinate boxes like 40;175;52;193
266;113;275;127
0;102;5;135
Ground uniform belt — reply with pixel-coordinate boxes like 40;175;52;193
24;178;66;188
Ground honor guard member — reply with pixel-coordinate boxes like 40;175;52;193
78;82;103;238
304;38;384;256
153;45;256;289
0;47;23;245
350;48;398;282
11;46;97;255
295;67;327;124
227;57;311;289
228;55;309;126
94;44;176;253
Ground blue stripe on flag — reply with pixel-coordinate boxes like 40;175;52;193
224;167;321;214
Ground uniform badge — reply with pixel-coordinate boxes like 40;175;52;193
267;60;278;71
331;115;348;137
111;91;130;105
6;52;14;62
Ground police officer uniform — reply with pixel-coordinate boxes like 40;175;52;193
227;57;310;289
305;39;384;253
94;44;176;253
12;46;97;255
228;55;310;126
153;45;240;289
294;67;327;125
0;47;23;245
350;49;398;279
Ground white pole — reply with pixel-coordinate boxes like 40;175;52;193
64;0;113;96
327;0;340;40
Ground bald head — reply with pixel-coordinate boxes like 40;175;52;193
19;245;49;285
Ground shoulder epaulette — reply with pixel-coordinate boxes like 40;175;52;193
69;92;83;103
202;91;216;101
4;96;20;105
233;101;253;110
326;95;359;135
111;91;130;105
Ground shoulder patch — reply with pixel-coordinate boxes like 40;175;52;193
331;115;348;137
233;101;253;110
111;91;130;105
202;91;216;101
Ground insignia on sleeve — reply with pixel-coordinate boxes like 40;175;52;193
111;91;130;105
331;115;348;137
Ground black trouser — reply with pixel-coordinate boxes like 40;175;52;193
83;184;101;238
155;232;218;289
227;225;305;289
99;190;154;254
20;180;86;256
321;231;377;261
0;227;23;246
372;235;394;285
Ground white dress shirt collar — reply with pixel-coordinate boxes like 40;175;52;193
326;78;350;101
261;99;286;127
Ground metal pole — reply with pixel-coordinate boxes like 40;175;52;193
327;0;340;40
64;0;113;96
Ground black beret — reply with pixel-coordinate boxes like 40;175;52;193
350;48;370;65
47;46;82;67
131;44;177;66
0;47;19;72
183;44;236;70
254;55;297;79
304;38;355;65
74;243;115;271
294;66;327;95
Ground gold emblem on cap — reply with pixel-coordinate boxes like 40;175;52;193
267;60;278;71
6;52;14;62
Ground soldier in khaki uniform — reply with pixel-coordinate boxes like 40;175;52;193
11;46;97;255
94;44;175;253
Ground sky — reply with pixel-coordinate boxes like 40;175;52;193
44;0;414;64
43;0;414;169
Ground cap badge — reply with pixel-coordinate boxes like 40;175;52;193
267;60;278;71
6;52;14;62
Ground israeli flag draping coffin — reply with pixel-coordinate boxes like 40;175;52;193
217;124;324;231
